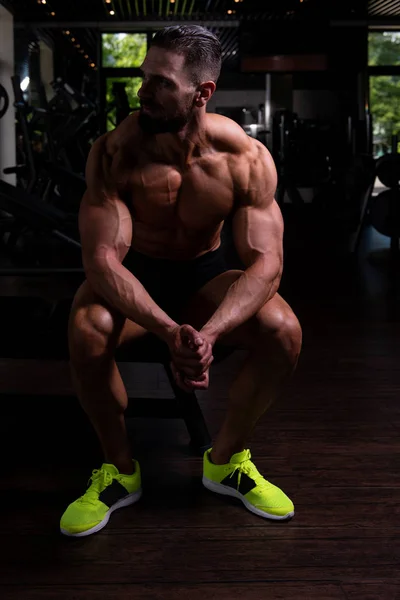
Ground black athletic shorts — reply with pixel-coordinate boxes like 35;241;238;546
123;246;229;321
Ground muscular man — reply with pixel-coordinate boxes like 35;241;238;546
60;25;302;537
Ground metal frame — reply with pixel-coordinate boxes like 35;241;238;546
14;21;240;29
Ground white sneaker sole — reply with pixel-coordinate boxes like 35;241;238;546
202;477;294;521
60;488;143;537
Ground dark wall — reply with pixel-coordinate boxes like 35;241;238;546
240;20;330;58
239;20;368;123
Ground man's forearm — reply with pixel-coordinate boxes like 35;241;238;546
85;257;177;343
201;260;282;342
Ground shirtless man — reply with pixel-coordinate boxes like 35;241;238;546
60;25;302;537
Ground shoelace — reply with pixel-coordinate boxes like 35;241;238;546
229;458;272;491
78;468;113;506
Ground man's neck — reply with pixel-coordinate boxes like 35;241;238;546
155;112;209;167
179;113;210;165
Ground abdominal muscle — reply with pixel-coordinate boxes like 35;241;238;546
130;220;223;260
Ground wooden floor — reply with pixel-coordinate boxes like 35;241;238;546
0;218;399;600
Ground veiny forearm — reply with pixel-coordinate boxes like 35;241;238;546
202;259;282;342
85;256;177;342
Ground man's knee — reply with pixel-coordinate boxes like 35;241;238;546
69;303;118;365
277;312;302;348
256;306;302;367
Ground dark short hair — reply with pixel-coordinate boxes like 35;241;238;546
151;25;222;85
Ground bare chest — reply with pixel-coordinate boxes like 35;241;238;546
117;158;234;229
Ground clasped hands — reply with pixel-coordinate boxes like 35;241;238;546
168;324;215;391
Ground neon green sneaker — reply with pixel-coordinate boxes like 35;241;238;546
203;449;294;521
60;461;142;537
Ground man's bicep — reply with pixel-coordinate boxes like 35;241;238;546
232;202;283;268
79;194;132;270
232;141;283;267
80;136;132;267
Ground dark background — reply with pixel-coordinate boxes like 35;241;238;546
0;2;399;599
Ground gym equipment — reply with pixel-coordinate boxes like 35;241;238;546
273;110;333;206
48;77;100;174
0;179;81;268
0;180;79;245
355;134;400;260
273;110;305;206
370;138;400;259
0;83;9;119
375;153;400;188
4;75;88;212
369;189;400;238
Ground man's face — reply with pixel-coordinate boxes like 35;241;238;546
138;47;198;134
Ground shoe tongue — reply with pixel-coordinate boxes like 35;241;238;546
101;463;119;477
230;449;251;464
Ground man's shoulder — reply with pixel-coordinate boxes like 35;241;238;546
206;114;275;181
206;113;274;169
101;112;141;157
206;112;254;156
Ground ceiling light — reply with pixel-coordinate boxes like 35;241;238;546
41;0;46;4
51;11;55;16
65;30;70;35
76;44;80;48
90;62;95;67
171;0;176;3
71;37;76;42
227;9;232;14
110;10;115;15
84;54;88;58
106;0;111;3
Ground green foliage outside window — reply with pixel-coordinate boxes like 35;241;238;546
369;32;400;156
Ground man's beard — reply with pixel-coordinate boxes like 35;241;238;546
138;105;192;134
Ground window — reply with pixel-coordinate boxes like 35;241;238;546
369;76;400;156
368;32;400;156
369;32;400;67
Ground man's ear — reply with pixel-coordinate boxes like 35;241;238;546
195;81;216;107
